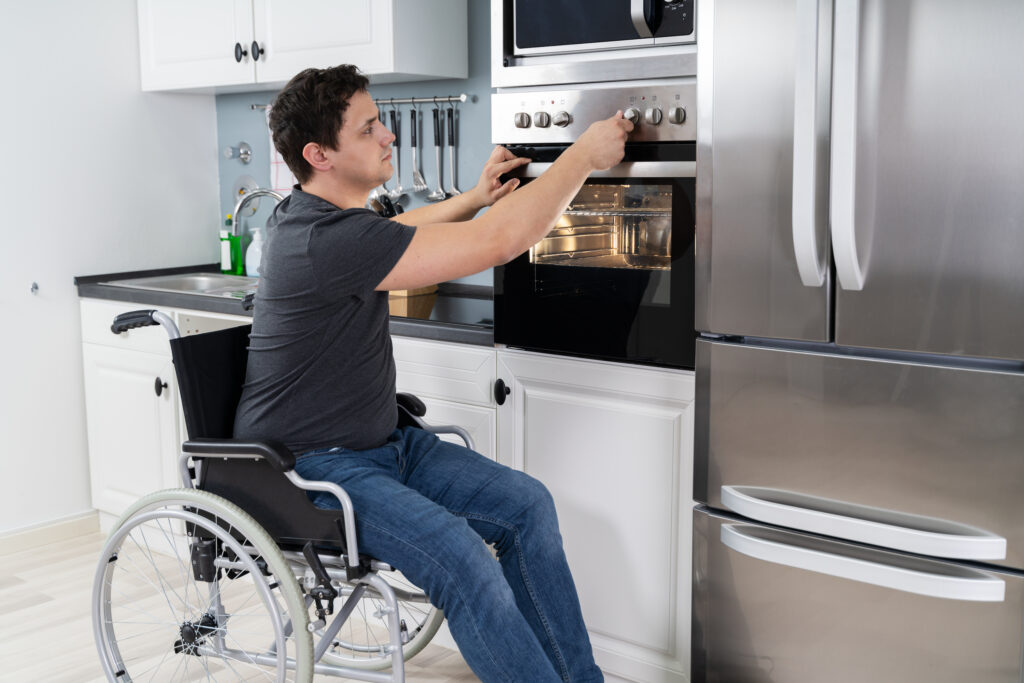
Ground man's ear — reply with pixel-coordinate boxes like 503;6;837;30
302;142;332;173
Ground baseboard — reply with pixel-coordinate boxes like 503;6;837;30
0;510;100;555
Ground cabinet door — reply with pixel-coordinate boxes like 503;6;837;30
252;0;392;83
417;396;496;462
137;0;255;91
496;349;695;682
83;344;179;518
392;336;497;459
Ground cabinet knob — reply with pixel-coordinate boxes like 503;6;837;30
251;41;263;61
494;379;511;406
154;377;168;397
234;42;249;63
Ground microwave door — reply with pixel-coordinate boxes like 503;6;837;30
696;0;831;342
829;0;1024;361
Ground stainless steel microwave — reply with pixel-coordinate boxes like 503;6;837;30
492;0;698;88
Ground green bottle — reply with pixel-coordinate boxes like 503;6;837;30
220;214;248;276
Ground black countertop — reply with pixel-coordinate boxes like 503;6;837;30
75;264;494;347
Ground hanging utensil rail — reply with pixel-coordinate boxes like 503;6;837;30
250;94;474;111
373;94;471;106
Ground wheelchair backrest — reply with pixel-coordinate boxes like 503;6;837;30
169;325;252;439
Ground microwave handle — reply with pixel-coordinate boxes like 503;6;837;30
516;160;695;179
721;524;1006;602
721;485;1007;561
791;0;830;288
830;0;866;290
631;0;654;38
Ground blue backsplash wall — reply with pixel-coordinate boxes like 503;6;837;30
215;1;494;286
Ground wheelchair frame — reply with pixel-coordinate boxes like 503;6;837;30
91;310;473;682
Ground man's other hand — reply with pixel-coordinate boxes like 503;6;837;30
470;145;531;208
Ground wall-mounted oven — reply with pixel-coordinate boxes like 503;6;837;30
492;0;697;88
492;81;696;369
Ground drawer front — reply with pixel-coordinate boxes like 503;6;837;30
693;508;1024;683
80;299;173;355
393;337;496;408
695;340;1024;569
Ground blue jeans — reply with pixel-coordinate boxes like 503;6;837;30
296;426;603;683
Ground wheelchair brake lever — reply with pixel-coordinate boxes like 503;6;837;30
302;542;338;619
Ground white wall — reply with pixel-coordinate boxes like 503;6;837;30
0;0;220;533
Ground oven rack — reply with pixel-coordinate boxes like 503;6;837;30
563;209;672;217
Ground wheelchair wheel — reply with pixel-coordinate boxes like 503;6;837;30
92;489;313;682
319;569;445;670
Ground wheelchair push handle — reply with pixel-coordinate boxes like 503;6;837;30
111;309;180;339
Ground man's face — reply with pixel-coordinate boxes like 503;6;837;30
325;90;395;191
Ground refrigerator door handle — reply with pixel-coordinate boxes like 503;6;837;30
721;524;1006;602
792;0;829;288
722;485;1007;560
830;0;866;290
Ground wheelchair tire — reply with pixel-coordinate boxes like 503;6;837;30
92;489;313;682
319;569;445;670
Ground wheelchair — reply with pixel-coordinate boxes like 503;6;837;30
91;309;473;682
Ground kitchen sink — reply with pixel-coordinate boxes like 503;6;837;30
108;273;258;298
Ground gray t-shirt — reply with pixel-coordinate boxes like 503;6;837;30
233;187;416;452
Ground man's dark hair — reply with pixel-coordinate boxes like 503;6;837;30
269;65;370;184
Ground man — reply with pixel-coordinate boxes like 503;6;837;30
234;64;631;682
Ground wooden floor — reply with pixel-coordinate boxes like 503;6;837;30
0;529;477;682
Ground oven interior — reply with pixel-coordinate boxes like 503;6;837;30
531;183;673;270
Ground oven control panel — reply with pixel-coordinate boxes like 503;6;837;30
492;81;696;144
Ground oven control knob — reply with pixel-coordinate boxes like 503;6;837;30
534;111;551;128
514;112;531;128
623;108;641;124
552;111;571;127
644;107;663;125
668;106;687;124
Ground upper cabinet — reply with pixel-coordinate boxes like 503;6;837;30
137;0;468;93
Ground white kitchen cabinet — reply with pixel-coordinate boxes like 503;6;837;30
80;300;250;529
82;344;178;525
496;348;695;683
137;0;468;93
81;300;182;528
392;336;497;460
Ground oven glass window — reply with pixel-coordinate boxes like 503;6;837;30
530;183;672;270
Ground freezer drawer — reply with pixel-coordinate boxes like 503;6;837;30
693;508;1024;683
695;339;1024;569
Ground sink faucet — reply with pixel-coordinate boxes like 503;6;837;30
232;188;284;236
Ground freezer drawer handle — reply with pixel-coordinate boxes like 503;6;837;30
721;524;1005;602
721;485;1007;561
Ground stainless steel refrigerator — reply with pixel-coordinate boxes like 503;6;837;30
693;1;1024;680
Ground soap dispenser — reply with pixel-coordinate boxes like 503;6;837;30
245;227;264;277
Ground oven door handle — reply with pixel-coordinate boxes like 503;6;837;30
517;160;695;179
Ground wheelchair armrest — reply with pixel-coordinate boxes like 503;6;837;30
183;438;296;473
396;392;426;417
